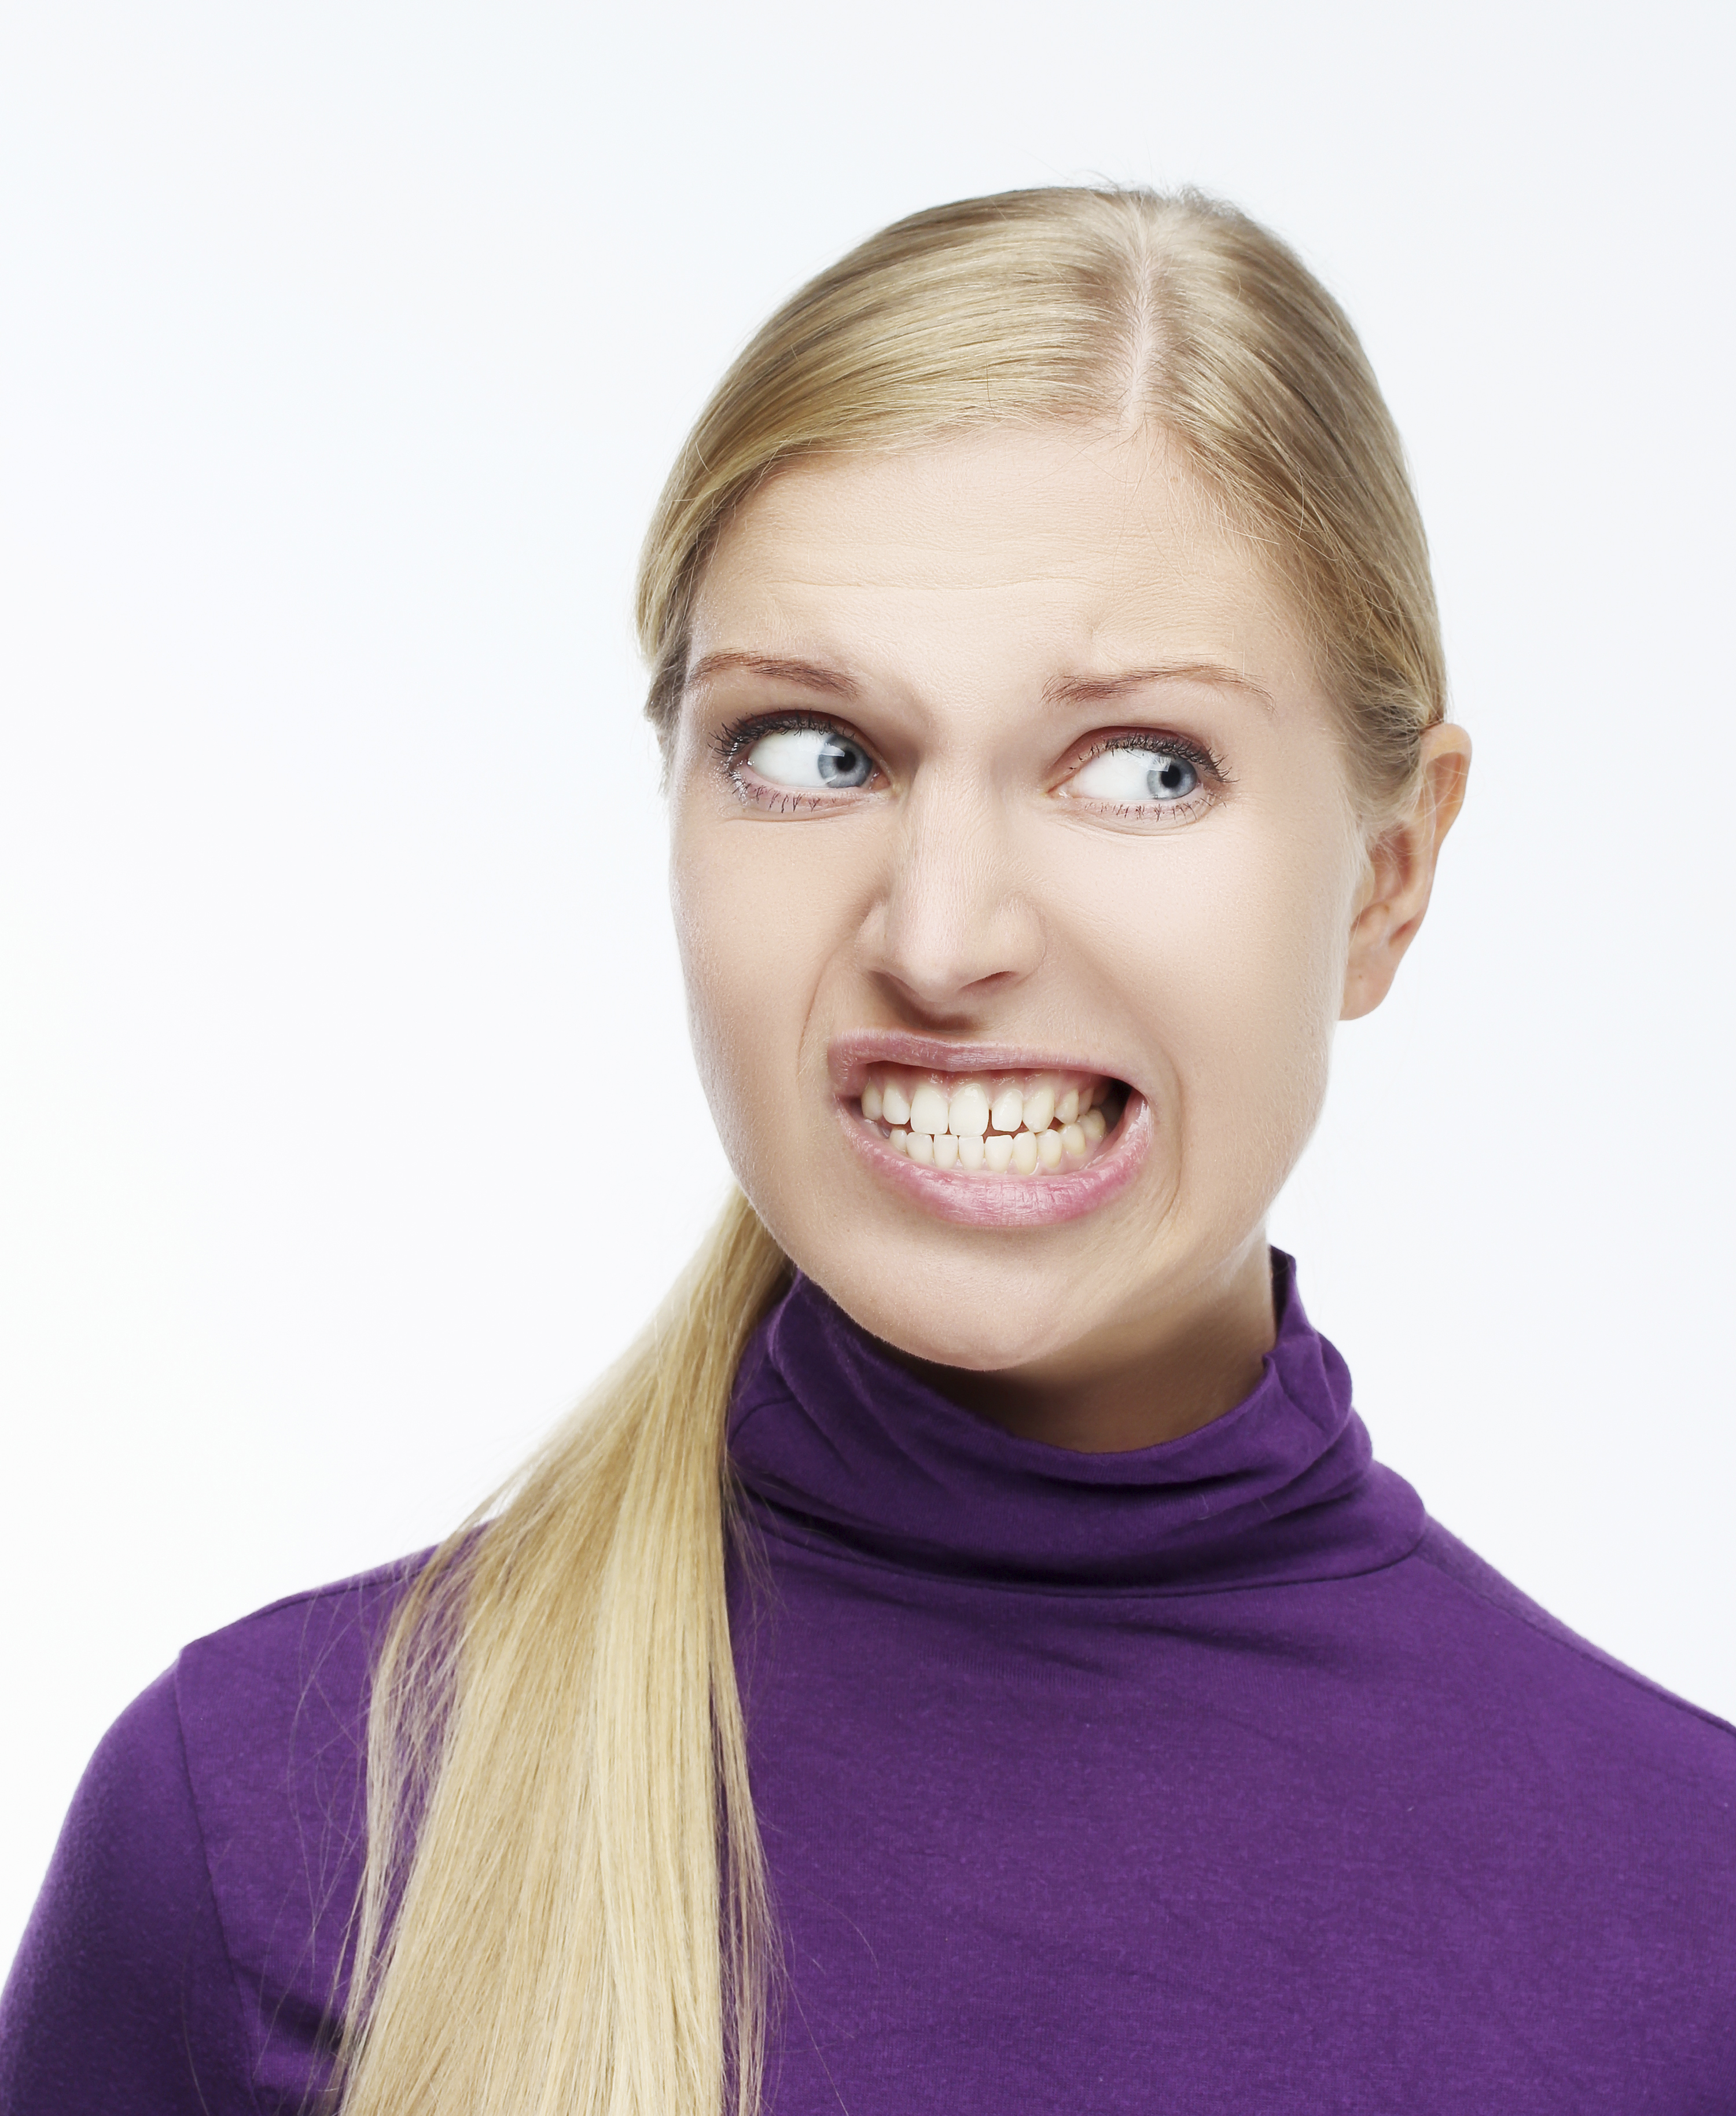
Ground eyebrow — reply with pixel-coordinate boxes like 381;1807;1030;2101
686;651;1273;713
1043;663;1275;714
686;651;858;698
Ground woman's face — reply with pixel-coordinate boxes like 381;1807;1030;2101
667;422;1400;1412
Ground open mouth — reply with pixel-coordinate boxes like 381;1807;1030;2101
856;1064;1127;1176
829;1037;1150;1228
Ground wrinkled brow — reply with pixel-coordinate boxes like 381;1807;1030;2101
686;651;856;697
1044;663;1275;714
686;651;1274;714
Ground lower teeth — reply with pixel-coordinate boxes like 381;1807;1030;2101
870;1104;1110;1173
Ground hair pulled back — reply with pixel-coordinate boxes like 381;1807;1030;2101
640;186;1444;819
336;188;1445;2116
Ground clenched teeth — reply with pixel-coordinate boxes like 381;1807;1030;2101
855;1065;1124;1177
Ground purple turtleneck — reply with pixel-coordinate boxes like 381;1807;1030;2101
3;1258;1733;2112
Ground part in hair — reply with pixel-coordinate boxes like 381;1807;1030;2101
640;185;1444;821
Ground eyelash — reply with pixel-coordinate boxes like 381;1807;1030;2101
713;710;838;771
713;710;873;812
713;711;1227;818
1061;730;1226;820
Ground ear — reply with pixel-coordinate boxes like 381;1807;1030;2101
1341;723;1472;1021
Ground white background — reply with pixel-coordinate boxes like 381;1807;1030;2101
2;0;1731;1964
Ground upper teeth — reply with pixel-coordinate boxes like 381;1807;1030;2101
944;1082;991;1137
990;1083;1024;1132
856;1066;1115;1173
1022;1085;1055;1134
908;1082;950;1136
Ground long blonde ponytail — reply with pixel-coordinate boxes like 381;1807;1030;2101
334;183;1445;2115
336;1191;787;2115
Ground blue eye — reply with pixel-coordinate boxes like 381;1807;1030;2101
1068;745;1201;805
744;726;875;790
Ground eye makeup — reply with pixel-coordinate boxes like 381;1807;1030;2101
713;710;887;812
712;710;1229;825
1054;728;1227;824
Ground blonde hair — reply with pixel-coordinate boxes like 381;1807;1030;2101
335;186;1446;2115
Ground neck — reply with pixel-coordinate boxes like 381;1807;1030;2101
901;1236;1278;1453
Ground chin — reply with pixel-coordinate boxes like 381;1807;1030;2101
844;1289;1074;1375
773;1207;1129;1375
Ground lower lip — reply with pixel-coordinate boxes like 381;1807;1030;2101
836;1092;1153;1229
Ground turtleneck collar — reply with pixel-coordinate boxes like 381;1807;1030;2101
727;1253;1424;1593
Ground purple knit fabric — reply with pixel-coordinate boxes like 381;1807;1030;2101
3;1257;1733;2112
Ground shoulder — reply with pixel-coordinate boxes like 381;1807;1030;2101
168;1553;428;1916
172;1551;425;1809
0;1554;432;2116
1403;1516;1736;1776
170;1555;433;2044
0;1662;252;2111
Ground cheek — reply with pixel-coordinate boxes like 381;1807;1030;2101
1108;817;1354;1181
670;831;763;1149
668;805;843;1167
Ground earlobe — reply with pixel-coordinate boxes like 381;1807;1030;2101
1339;725;1472;1022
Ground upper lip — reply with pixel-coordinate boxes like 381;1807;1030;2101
826;1028;1131;1097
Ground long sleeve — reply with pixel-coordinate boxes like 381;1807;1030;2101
0;1665;258;2115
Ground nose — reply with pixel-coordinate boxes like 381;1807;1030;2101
855;773;1045;1017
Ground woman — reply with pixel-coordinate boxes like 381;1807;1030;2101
2;185;1731;2115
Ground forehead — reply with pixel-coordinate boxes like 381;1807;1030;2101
689;422;1322;709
